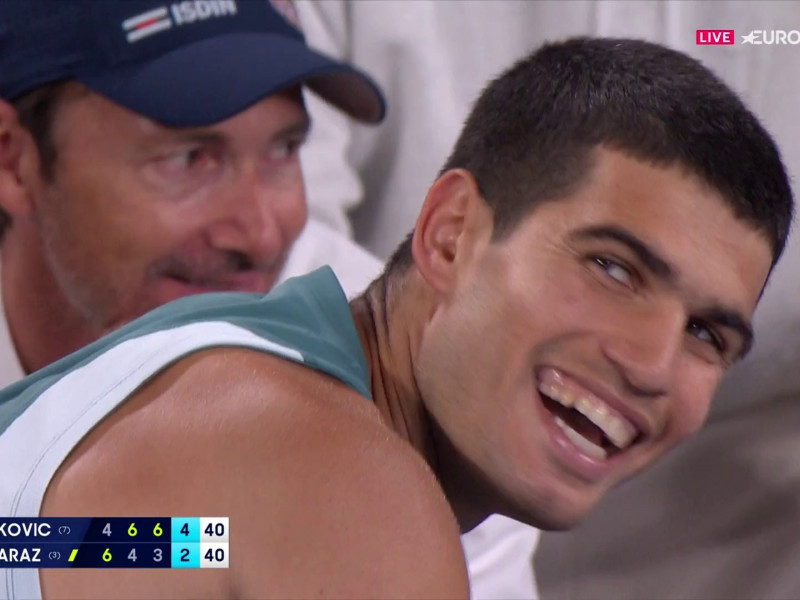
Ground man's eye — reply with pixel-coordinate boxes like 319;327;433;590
594;257;634;288
163;148;207;170
270;136;306;160
687;319;725;352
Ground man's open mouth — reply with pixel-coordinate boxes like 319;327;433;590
537;368;642;461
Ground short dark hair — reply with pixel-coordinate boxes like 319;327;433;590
385;37;794;275
0;81;66;242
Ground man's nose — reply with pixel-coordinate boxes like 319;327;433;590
600;302;685;398
206;163;307;267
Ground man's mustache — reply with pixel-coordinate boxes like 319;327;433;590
148;251;282;284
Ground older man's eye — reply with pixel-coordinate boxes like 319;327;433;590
269;135;307;160
147;146;223;190
163;148;208;170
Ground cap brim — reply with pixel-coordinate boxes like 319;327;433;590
79;32;385;127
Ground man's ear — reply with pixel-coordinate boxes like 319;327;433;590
0;98;40;219
411;168;493;293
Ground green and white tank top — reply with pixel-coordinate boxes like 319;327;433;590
0;267;370;600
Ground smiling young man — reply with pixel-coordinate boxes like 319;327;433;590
0;37;793;599
0;0;385;378
392;149;771;530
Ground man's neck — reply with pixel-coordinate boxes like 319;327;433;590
349;274;440;467
2;231;98;373
349;272;497;532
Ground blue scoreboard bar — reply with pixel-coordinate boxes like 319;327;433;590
0;518;229;568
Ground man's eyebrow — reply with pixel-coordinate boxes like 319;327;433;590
168;129;225;145
700;307;754;360
569;225;675;282
272;115;312;140
166;115;312;145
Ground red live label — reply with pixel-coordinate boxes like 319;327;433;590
696;30;735;44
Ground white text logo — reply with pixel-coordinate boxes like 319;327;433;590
123;1;238;43
171;0;237;26
742;30;800;45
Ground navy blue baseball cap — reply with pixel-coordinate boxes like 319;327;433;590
0;0;386;126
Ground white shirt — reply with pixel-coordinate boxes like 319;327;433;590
280;217;382;296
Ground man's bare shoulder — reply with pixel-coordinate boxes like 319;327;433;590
41;348;468;599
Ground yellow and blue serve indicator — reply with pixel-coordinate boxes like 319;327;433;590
0;518;229;568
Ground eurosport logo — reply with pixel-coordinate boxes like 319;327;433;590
122;0;238;43
741;30;800;44
696;29;800;46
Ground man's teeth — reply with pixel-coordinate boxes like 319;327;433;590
554;417;607;460
539;382;637;450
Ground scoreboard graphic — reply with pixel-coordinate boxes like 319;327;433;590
0;517;228;568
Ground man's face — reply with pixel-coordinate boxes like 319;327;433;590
22;83;308;331
416;149;773;529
